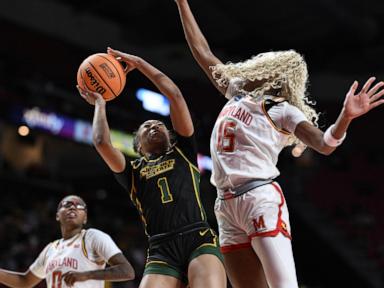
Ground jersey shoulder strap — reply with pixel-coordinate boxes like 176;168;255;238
81;229;89;258
262;96;290;135
264;96;286;111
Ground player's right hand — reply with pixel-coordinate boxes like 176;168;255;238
77;83;105;106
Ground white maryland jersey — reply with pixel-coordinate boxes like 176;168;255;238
210;86;307;196
29;229;121;288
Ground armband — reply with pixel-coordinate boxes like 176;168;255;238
323;124;346;147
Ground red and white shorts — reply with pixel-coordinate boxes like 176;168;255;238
214;182;292;253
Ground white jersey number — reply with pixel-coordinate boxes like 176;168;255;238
217;119;237;153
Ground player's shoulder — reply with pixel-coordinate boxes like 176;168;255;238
279;100;305;116
84;228;109;238
47;238;62;249
264;96;299;113
131;157;144;169
83;228;117;252
263;95;286;104
38;241;57;258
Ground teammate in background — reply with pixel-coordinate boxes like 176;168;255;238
78;47;226;288
0;195;135;288
173;0;384;287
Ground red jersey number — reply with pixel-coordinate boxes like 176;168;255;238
217;119;237;153
52;271;62;288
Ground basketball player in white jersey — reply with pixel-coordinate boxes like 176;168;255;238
173;0;384;287
0;195;135;288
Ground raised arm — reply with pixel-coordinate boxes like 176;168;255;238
174;0;226;95
295;77;384;155
108;47;194;137
77;85;126;173
0;269;42;288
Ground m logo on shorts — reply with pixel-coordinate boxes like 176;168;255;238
253;215;266;231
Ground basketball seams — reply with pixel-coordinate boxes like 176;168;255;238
80;67;114;101
97;54;123;92
77;53;126;101
79;70;94;93
88;61;117;99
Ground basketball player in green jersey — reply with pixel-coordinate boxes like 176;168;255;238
78;47;226;288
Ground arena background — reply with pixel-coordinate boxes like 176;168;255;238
0;0;383;287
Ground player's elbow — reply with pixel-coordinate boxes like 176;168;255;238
15;276;36;288
189;38;211;54
169;88;184;103
316;144;336;156
323;147;336;156
126;267;135;281
93;137;113;159
319;149;332;156
92;133;109;147
162;85;184;104
120;262;135;281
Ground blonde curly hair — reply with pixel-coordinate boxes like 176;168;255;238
211;50;319;145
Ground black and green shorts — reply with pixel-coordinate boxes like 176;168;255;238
144;222;224;285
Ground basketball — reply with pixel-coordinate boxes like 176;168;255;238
77;53;127;101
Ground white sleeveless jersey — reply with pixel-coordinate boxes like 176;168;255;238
210;83;308;196
29;229;121;288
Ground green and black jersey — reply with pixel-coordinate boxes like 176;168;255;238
114;133;207;237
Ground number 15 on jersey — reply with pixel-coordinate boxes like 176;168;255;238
217;119;237;153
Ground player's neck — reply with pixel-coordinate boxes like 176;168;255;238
145;148;169;159
61;226;83;240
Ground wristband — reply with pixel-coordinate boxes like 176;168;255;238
323;124;346;147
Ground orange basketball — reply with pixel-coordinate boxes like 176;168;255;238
77;53;126;101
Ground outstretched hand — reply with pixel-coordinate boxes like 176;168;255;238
343;77;384;120
77;82;105;106
107;47;141;73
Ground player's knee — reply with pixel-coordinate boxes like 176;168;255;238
188;255;226;287
268;261;297;285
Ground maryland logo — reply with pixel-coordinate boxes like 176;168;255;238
281;220;288;232
252;215;266;232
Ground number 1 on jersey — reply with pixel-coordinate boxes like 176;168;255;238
157;177;174;203
217;119;237;152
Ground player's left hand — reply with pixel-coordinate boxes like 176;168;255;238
62;271;89;286
343;77;384;119
107;47;139;73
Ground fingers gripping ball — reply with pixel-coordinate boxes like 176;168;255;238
77;53;127;101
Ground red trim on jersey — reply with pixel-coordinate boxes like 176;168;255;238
220;242;252;253
261;100;291;135
248;182;292;240
223;191;235;199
